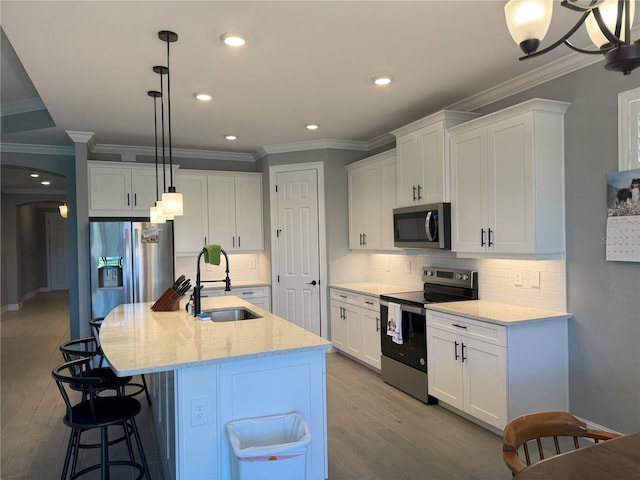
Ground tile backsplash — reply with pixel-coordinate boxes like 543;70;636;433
365;253;567;312
175;253;269;283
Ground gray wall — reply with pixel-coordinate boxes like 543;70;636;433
476;63;640;433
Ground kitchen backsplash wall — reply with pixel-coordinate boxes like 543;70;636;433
175;253;270;284
366;253;567;312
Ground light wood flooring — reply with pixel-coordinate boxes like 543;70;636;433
2;291;509;479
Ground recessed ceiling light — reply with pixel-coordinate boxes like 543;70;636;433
30;173;40;178
220;33;247;47
372;75;394;86
194;93;212;101
224;135;238;141
41;181;51;186
305;124;319;130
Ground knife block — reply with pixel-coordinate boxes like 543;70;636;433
151;288;183;311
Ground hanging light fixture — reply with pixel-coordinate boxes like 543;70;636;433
158;30;183;216
148;89;166;224
504;0;639;75
58;203;68;219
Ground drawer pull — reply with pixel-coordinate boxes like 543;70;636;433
242;291;254;295
339;294;347;299
364;301;374;305
452;323;468;329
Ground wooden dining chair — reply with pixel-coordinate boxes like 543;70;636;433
502;411;621;476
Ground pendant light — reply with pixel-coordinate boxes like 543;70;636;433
148;89;166;224
158;30;183;216
58;203;68;219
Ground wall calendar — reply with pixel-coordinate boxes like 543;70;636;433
606;168;640;262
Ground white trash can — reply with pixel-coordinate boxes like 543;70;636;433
226;412;311;480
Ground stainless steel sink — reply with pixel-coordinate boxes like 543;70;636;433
202;307;262;322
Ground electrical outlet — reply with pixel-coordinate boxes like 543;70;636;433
514;270;523;286
405;261;411;274
531;270;540;288
191;397;208;426
250;257;257;269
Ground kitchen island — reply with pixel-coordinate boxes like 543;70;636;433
101;296;331;480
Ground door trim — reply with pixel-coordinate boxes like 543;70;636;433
269;162;328;339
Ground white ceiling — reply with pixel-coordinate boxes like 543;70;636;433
1;1;609;157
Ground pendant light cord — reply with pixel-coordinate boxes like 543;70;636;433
159;69;167;194
166;39;175;189
153;95;159;201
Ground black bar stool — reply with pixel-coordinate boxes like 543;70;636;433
89;317;152;405
52;357;151;480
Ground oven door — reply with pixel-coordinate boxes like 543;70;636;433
380;301;427;372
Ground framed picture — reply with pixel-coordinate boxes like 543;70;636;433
618;87;640;172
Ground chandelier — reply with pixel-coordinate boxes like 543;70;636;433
504;0;639;74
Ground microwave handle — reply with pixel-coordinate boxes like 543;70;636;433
425;211;436;242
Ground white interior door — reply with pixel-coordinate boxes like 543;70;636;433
46;212;68;291
273;167;322;336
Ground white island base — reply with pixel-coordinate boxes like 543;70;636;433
100;297;330;480
151;349;327;480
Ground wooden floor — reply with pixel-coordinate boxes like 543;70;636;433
1;291;509;479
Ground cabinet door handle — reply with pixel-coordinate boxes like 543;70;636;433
359;233;363;246
481;228;486;247
134;193;137;206
454;341;460;360
417;184;422;200
362;233;367;246
376;317;380;332
461;343;467;363
452;323;468;329
238;236;241;248
127;193;131;206
232;237;235;248
412;185;417;201
488;228;493;247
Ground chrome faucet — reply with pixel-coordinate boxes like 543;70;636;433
193;248;231;316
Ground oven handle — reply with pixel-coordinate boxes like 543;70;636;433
380;300;426;316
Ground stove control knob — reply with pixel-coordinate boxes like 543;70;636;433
461;274;469;280
425;270;434;276
420;357;425;366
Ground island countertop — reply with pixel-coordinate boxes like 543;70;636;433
101;296;331;376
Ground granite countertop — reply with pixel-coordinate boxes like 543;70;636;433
100;296;330;376
328;282;420;297
425;300;572;326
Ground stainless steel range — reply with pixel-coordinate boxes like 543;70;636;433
379;267;478;404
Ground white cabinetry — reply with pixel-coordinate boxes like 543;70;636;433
88;161;167;216
330;288;381;369
173;170;263;255
449;98;570;257
347;149;396;250
208;174;263;252
392;111;479;207
426;309;569;431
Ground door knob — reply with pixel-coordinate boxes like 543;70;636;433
306;280;318;286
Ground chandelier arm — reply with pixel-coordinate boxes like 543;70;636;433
592;6;626;46
563;39;613;54
518;11;591;60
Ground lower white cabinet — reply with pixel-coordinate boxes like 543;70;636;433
426;309;569;431
330;288;381;369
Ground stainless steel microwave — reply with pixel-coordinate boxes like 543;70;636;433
393;202;451;249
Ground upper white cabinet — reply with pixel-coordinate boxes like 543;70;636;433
88;161;166;216
392;111;479;207
174;170;263;255
449;99;570;257
346;149;397;251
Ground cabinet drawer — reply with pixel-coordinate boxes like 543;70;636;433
330;289;379;312
427;311;505;346
230;286;270;299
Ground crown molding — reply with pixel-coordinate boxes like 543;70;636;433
366;133;396;150
91;143;255;162
0;142;75;156
0;97;47;116
257;138;369;159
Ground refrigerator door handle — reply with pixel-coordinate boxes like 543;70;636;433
131;226;140;303
124;224;134;304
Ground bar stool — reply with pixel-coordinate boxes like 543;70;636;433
90;317;152;405
52;357;151;480
59;337;132;398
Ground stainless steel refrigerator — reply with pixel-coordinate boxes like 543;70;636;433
90;220;174;318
